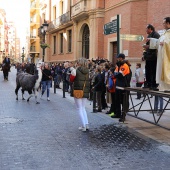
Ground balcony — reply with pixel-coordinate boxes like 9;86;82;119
30;1;36;13
30;17;36;27
48;11;71;33
30;46;36;52
71;0;89;21
40;0;47;10
30;34;36;39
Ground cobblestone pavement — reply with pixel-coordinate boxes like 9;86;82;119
0;67;170;170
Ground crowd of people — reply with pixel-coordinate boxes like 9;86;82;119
8;16;170;131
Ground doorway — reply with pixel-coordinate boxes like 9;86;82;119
112;42;117;65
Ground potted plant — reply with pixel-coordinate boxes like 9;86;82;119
40;42;50;49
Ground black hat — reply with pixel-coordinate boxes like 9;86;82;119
110;67;116;73
117;53;125;59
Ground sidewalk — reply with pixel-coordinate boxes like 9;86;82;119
53;84;170;146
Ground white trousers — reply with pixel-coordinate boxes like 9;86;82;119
74;98;89;127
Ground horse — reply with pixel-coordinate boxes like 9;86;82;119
2;63;10;81
15;59;43;104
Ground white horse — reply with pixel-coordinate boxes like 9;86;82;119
15;59;43;104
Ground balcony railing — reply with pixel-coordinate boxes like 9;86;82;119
71;0;88;17
30;46;36;52
48;11;70;31
30;34;36;38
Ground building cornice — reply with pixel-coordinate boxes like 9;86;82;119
105;0;148;12
88;9;105;18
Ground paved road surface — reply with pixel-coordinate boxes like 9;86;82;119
0;67;170;170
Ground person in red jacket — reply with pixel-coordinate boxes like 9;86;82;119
106;67;116;116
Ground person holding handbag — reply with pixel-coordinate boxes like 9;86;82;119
71;58;90;132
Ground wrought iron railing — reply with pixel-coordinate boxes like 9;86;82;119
48;11;70;31
30;46;36;52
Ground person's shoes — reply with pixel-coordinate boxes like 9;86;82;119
86;124;89;130
135;98;140;100
109;112;115;117
149;110;157;114
40;94;43;99
119;118;125;122
102;105;108;110
111;114;121;118
78;126;86;132
105;111;111;114
97;109;102;112
157;110;164;116
47;97;50;101
150;87;159;91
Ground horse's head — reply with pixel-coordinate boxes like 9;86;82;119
36;59;43;68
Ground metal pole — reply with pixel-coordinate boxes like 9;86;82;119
92;91;97;112
42;48;45;62
42;32;46;62
63;80;66;98
54;78;56;94
22;48;24;63
117;14;120;54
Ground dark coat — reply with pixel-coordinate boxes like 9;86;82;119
93;72;104;91
73;67;90;98
42;69;52;81
3;57;10;65
114;61;131;87
144;31;160;61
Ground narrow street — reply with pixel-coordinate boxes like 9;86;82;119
0;67;170;170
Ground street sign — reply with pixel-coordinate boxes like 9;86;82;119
104;20;117;35
120;34;144;41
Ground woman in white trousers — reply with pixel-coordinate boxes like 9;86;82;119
71;58;90;132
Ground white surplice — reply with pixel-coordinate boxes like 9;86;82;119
149;29;170;91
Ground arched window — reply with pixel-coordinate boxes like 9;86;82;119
82;25;89;59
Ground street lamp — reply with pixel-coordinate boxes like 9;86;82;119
3;50;5;59
40;22;49;62
22;47;25;63
0;50;4;63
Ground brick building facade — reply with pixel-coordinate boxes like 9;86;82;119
40;0;170;66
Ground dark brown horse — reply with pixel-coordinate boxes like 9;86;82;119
2;63;10;81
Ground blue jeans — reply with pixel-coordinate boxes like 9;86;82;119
41;80;51;97
154;96;163;111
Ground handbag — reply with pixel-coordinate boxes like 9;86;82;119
73;90;84;98
73;75;87;98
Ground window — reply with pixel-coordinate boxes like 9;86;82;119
68;30;72;52
60;33;63;53
53;36;56;54
60;1;64;15
53;6;56;20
